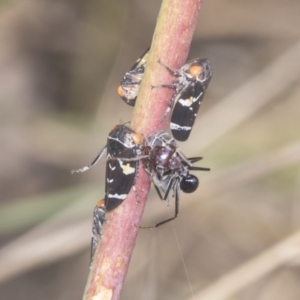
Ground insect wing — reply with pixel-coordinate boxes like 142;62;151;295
128;47;149;72
197;58;213;89
118;47;149;106
105;148;138;211
170;80;205;141
104;125;139;211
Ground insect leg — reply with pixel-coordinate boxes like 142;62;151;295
140;176;178;229
107;155;148;162
187;157;203;163
71;145;107;174
177;155;209;171
157;59;181;77
155;178;180;227
189;166;210;171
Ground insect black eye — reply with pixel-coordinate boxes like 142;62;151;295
180;174;199;193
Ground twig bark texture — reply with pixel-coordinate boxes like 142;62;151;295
83;1;203;299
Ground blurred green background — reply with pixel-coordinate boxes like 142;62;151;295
1;0;300;299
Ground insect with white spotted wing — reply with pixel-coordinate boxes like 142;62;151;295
118;48;212;142
72;125;143;259
72;127;210;259
155;58;212;141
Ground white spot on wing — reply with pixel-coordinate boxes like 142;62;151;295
118;160;135;175
170;123;191;131
108;193;127;200
178;92;203;107
109;163;116;170
178;97;193;107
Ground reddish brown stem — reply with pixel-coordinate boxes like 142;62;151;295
83;0;203;299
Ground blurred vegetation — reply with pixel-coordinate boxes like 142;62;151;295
0;0;300;300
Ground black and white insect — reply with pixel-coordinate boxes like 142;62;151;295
117;47;149;106
142;131;210;227
72;125;143;258
157;58;212;142
72;126;209;258
117;48;212;142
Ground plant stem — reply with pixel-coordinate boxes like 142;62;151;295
83;1;203;299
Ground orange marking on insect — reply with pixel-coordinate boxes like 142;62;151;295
117;85;125;97
96;199;105;208
132;132;142;145
189;65;202;77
